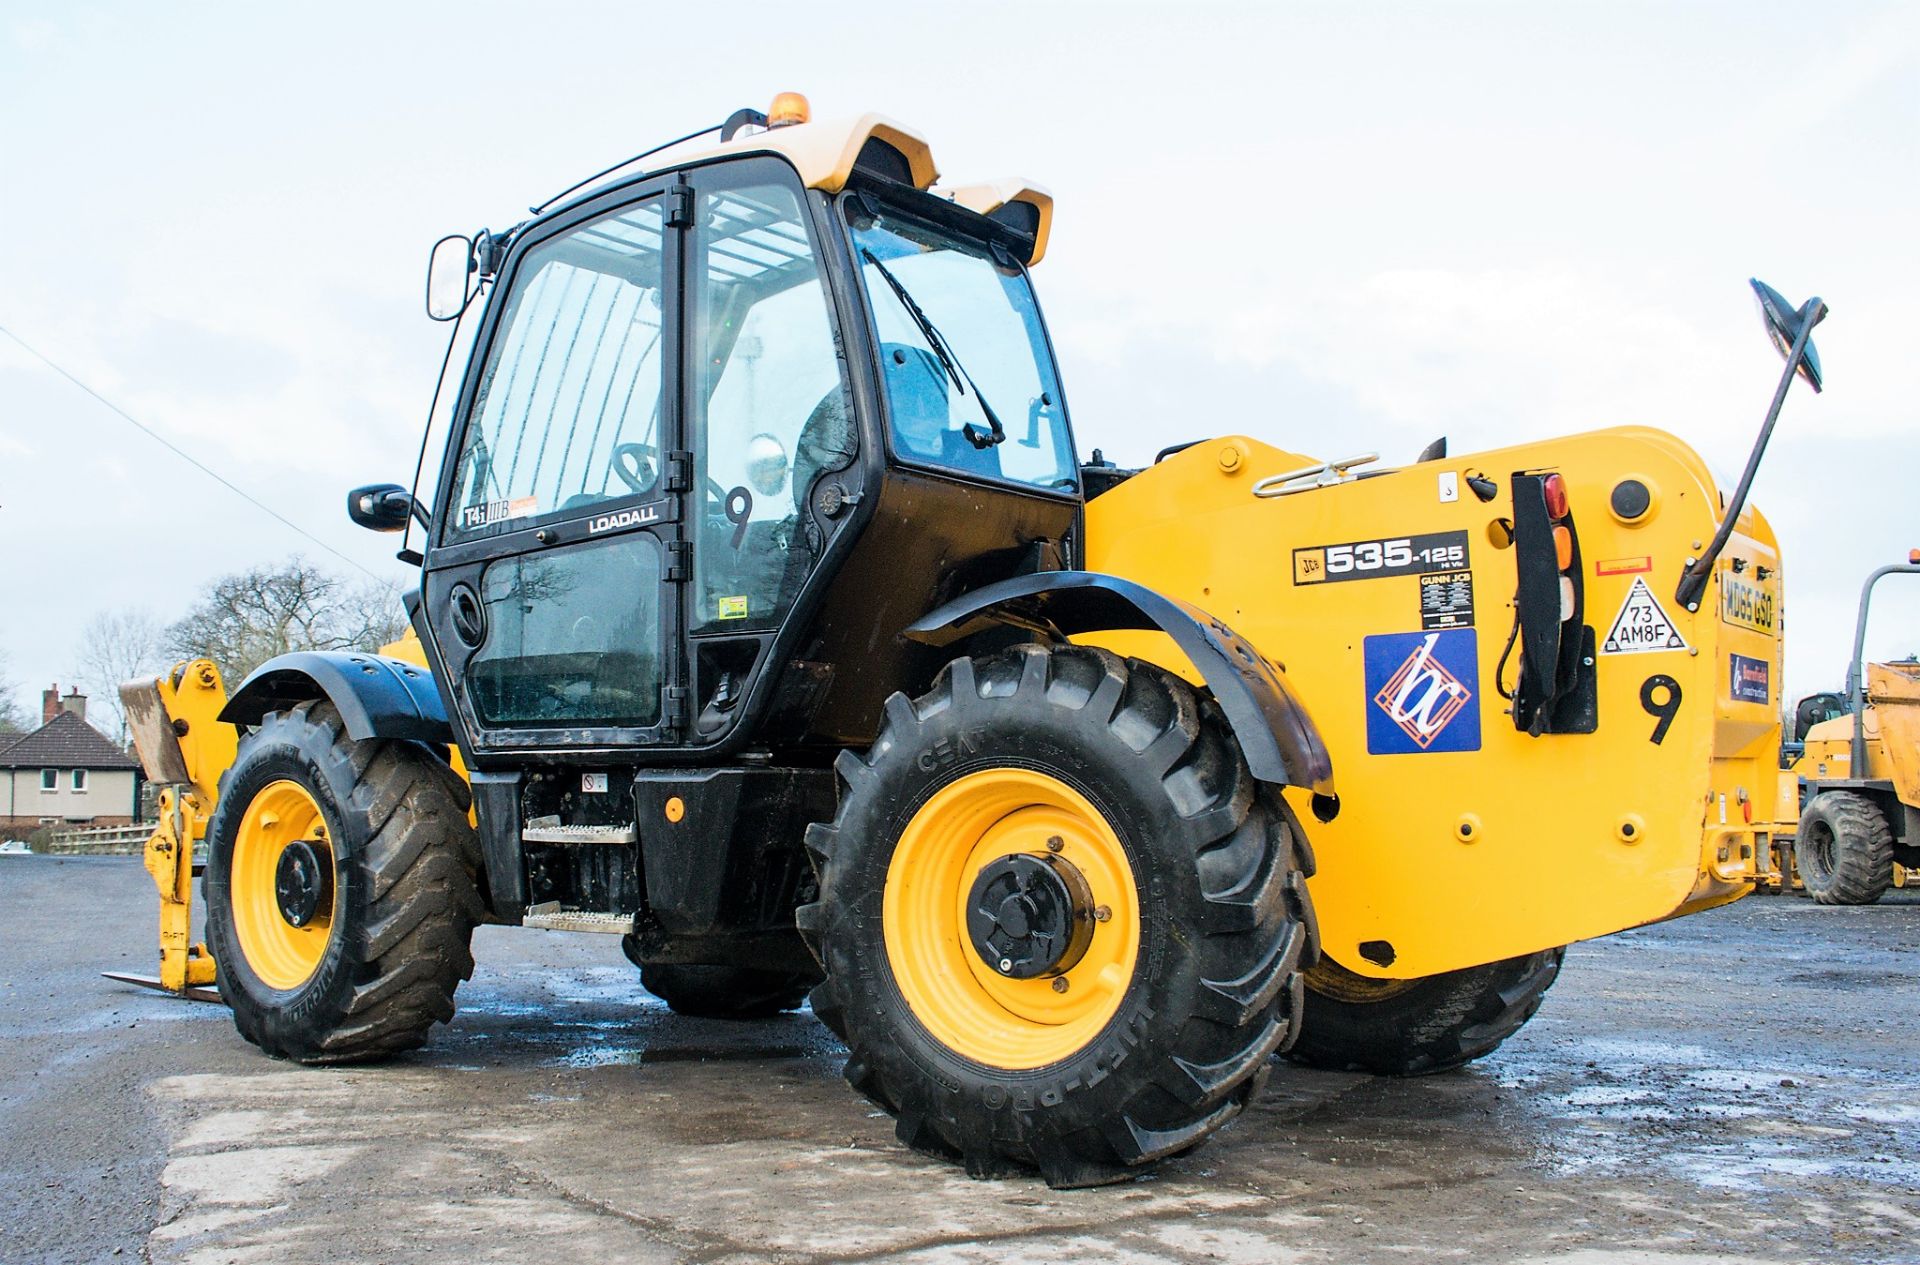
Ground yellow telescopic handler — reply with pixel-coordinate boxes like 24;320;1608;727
115;96;1820;1186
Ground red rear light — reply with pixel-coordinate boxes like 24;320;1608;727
1543;473;1569;520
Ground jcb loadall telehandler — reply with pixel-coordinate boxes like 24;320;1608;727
121;95;1821;1187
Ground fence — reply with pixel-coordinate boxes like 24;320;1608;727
43;823;156;856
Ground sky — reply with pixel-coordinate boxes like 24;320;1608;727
0;1;1915;720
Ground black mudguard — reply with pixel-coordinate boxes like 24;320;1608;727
906;571;1336;801
219;651;453;745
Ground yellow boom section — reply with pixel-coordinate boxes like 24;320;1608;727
117;660;237;995
1085;429;1785;979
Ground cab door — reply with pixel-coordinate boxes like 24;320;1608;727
421;183;689;756
679;159;859;743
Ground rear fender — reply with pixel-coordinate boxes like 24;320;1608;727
219;651;452;745
905;571;1336;804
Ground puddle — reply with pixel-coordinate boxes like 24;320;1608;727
558;1043;816;1068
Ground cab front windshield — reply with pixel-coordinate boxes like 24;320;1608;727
847;201;1075;492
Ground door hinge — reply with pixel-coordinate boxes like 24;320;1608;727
662;685;691;730
665;539;692;582
665;449;693;493
666;181;695;229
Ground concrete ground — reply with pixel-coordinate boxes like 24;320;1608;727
1;855;1915;1265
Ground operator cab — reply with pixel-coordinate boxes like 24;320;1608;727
396;109;1079;767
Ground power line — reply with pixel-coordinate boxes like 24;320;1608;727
0;322;380;579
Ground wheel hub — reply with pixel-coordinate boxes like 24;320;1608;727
274;838;332;928
966;853;1094;979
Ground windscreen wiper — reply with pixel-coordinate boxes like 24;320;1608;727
860;248;1006;449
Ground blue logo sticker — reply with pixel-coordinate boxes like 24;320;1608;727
1730;653;1770;705
1363;629;1482;754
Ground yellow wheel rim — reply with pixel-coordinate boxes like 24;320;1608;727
883;768;1140;1070
230;779;336;991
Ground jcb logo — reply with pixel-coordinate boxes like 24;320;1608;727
918;727;985;772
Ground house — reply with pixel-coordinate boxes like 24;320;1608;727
0;686;142;830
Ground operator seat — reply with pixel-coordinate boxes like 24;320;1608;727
881;342;1002;481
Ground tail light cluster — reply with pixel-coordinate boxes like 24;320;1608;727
1510;471;1597;735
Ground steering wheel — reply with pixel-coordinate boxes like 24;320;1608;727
611;442;658;495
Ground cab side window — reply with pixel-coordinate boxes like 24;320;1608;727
449;202;668;537
692;181;852;633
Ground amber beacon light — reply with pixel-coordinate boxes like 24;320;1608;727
768;92;810;128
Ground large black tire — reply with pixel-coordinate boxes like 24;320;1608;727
798;645;1317;1188
1285;948;1563;1076
630;958;815;1020
204;701;484;1063
1795;791;1894;905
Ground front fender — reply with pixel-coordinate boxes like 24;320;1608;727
219;651;452;744
906;571;1336;800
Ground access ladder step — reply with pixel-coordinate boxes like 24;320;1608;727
522;903;632;934
521;818;638;845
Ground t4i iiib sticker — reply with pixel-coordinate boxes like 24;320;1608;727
1362;629;1481;754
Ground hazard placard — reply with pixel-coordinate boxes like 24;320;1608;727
1601;576;1689;655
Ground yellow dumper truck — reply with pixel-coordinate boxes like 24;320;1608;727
118;95;1820;1186
1784;557;1920;903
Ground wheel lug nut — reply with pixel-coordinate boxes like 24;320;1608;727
998;958;1014;974
1046;835;1064;852
1051;977;1069;994
1093;905;1111;923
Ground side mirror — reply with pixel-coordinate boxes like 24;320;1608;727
1751;278;1827;393
427;234;477;321
347;483;422;533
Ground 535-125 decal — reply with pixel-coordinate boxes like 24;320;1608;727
1294;530;1470;585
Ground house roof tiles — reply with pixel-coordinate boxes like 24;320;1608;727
0;711;140;770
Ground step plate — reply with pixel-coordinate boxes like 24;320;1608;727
521;822;638;845
521;903;632;934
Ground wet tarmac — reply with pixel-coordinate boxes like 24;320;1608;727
2;854;1914;1263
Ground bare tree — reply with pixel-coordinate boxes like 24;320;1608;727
0;651;30;734
74;609;168;743
165;559;409;682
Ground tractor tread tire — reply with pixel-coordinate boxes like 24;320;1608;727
797;645;1315;1188
205;701;481;1065
631;959;815;1020
1795;791;1894;906
1286;947;1564;1077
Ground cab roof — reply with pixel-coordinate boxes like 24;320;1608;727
620;111;1055;266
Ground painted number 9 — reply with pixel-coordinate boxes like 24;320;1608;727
1640;674;1681;745
724;486;753;549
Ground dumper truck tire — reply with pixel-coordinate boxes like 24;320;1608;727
632;960;815;1020
204;700;483;1063
797;645;1316;1188
1795;791;1894;906
1285;947;1563;1076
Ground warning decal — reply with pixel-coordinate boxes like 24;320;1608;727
1418;571;1474;629
1601;576;1689;655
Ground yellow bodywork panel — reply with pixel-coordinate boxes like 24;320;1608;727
1083;430;1785;979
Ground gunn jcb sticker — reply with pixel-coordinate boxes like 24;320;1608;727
1295;530;1469;585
